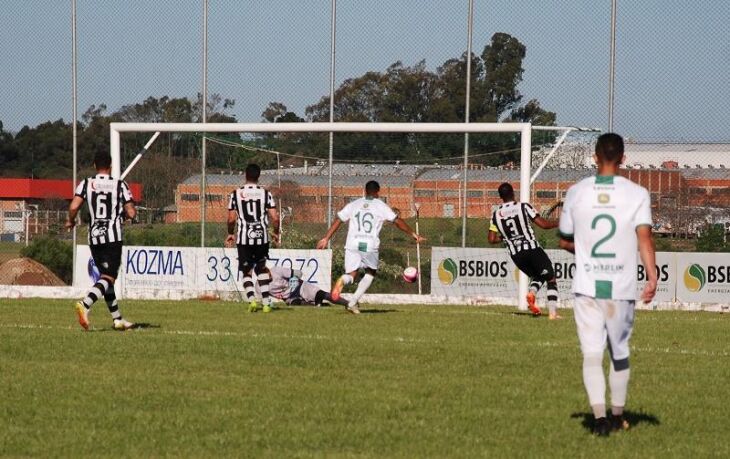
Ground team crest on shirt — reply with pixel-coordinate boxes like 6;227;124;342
90;221;109;237
598;193;610;204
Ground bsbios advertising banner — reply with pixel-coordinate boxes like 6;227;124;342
431;248;678;304
74;245;331;300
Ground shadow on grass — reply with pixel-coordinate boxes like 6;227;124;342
84;322;161;333
571;410;661;433
511;311;542;318
359;308;397;314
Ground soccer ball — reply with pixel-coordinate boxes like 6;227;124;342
402;266;418;283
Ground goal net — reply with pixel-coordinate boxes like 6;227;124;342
103;122;595;308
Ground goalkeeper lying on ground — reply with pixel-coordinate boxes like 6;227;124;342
268;266;349;307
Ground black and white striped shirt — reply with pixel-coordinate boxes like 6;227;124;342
228;184;276;246
74;174;134;246
490;201;540;255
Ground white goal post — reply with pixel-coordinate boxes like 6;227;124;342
109;122;534;308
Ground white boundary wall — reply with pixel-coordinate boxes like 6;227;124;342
1;246;728;312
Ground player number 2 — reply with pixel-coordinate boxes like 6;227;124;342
590;214;616;258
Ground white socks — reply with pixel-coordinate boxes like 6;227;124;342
583;353;606;418
609;364;630;410
349;274;374;307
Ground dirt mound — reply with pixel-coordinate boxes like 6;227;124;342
0;258;66;286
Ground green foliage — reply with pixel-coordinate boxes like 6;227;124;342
695;224;730;252
1;300;728;457
19;237;73;284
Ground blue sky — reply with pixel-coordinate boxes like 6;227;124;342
1;0;728;142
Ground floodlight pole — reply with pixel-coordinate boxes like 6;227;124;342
200;0;208;248
327;0;337;241
608;0;617;132
461;0;474;248
71;0;78;286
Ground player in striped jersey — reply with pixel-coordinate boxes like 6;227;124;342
316;180;425;314
488;182;561;318
66;151;136;331
225;164;280;313
559;133;657;436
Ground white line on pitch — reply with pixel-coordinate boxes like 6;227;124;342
1;323;728;357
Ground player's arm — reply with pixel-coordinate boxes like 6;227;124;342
267;206;281;247
533;216;558;230
316;219;342;249
558;188;575;253
637;225;657;303
487;213;501;244
393;217;425;243
65;196;84;230
123;202;137;222
225;209;237;247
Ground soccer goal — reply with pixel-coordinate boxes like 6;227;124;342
104;122;595;308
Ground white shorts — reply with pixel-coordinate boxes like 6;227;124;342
573;294;635;361
344;249;379;273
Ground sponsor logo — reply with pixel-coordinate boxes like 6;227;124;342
126;249;185;276
87;257;101;282
683;264;706;292
438;258;458;285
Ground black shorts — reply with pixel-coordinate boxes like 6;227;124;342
237;243;270;272
90;242;123;278
511;248;555;282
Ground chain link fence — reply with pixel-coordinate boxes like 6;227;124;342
1;1;728;288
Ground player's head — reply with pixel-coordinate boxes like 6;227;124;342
245;164;261;182
365;180;380;197
594;133;624;165
94;151;112;171
497;182;515;202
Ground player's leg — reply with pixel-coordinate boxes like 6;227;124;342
75;244;113;330
97;242;133;330
532;248;560;319
574;294;610;435
512;251;541;316
347;252;379;311
237;245;259;311
253;245;273;312
605;299;635;431
331;249;359;301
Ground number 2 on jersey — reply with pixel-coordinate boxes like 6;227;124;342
591;214;616;258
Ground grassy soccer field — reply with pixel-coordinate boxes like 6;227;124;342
1;300;728;458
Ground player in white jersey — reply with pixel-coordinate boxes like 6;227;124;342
226;164;280;313
267;266;348;307
559;133;657;436
66;151;137;331
316;181;425;314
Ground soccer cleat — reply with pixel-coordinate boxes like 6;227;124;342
549;312;562;320
611;414;630;432
248;300;260;313
526;291;541;316
331;276;346;302
113;319;134;331
262;303;272;313
75;301;90;331
346;304;361;315
593;417;611;437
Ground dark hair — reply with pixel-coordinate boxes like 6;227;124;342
497;182;514;201
94;151;112;170
595;133;624;163
365;180;380;195
245;164;261;181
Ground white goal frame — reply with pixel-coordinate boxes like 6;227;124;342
109;121;534;308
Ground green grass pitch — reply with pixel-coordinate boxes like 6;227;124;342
1;299;728;458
